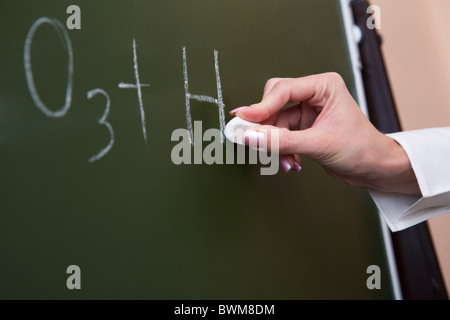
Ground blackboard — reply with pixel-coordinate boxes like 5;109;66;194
0;0;395;299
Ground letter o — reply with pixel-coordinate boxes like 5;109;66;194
24;17;74;118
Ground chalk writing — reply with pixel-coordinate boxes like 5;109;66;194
24;17;74;118
118;39;151;143
86;89;114;163
23;17;229;164
182;47;226;144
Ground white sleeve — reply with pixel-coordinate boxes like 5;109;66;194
369;127;450;232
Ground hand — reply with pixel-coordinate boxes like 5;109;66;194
230;73;421;195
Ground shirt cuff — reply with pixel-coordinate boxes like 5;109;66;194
369;127;450;231
370;190;450;232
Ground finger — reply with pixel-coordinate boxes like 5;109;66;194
252;79;287;126
263;77;286;97
272;102;319;132
279;154;294;173
273;103;302;131
299;103;319;130
228;77;284;118
235;73;344;123
293;154;302;173
279;154;302;173
259;78;289;126
244;124;318;156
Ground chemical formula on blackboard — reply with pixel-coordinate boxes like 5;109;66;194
22;13;278;174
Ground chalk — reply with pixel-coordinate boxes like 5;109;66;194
224;117;260;145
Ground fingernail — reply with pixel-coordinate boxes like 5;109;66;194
293;162;302;173
280;157;292;173
229;106;248;115
243;130;264;147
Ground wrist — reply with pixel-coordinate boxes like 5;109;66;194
374;136;421;195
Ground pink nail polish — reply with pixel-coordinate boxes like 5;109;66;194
229;106;248;115
280;157;292;173
293;162;302;173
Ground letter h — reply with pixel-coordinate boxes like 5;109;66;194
182;47;226;144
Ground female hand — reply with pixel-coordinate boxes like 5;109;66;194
230;73;420;195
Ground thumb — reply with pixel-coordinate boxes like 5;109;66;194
246;125;318;156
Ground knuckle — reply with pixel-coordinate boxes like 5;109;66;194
323;72;343;84
318;72;345;96
271;78;288;90
265;77;281;88
325;72;344;86
264;78;280;91
266;77;292;92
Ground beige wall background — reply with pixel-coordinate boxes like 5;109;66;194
371;0;450;295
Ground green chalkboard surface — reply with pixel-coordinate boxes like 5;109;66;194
0;0;394;299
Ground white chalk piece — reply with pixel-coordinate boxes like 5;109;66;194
224;117;260;145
